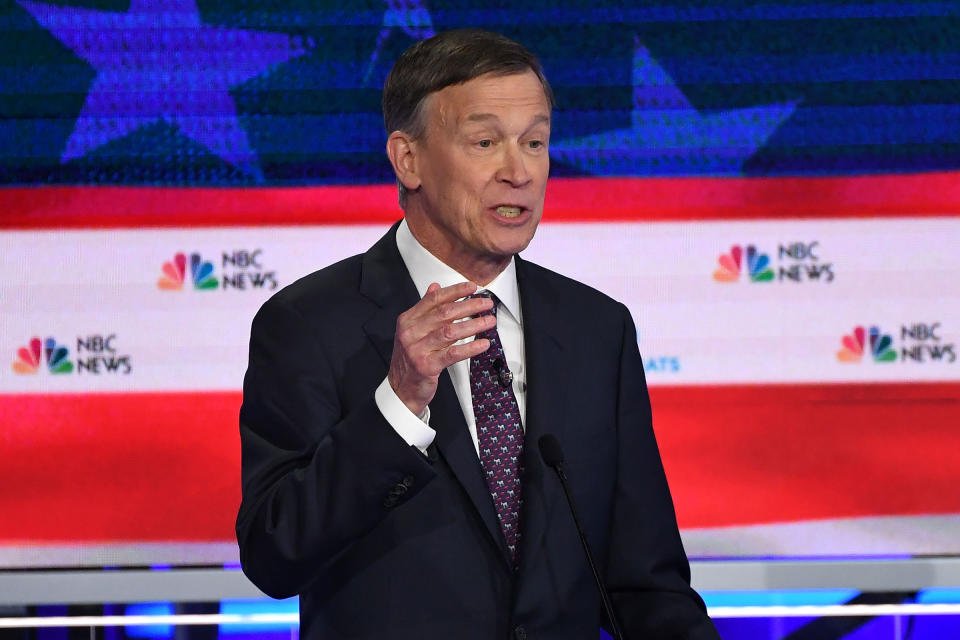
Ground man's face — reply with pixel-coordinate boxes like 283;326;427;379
403;70;551;276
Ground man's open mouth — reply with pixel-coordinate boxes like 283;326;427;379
494;205;524;218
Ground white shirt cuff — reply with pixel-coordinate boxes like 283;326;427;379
374;376;436;453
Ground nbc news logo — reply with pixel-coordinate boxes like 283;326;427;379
158;251;277;291
837;324;955;364
713;243;834;284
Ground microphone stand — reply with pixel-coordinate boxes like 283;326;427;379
541;436;627;640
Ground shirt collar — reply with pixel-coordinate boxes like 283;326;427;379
395;218;521;324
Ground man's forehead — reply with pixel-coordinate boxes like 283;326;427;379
427;72;551;125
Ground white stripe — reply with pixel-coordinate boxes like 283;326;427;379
4;603;960;628
682;514;960;557
708;603;960;618
0;613;297;628
2;218;959;393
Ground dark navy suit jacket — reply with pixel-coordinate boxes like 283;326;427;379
236;222;720;640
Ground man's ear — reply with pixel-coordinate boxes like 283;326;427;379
386;131;422;192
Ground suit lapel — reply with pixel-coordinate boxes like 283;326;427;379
515;257;569;573
430;370;512;565
359;223;510;566
359;223;418;367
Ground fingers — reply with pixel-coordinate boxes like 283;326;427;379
409;281;492;322
398;282;494;344
388;281;496;414
445;337;491;367
419;337;492;375
424;313;495;351
415;281;477;316
395;301;495;368
427;280;479;306
418;312;494;373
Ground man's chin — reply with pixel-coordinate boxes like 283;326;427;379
486;231;538;259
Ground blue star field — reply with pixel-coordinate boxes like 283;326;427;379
2;1;959;185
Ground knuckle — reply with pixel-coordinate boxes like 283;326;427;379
438;302;456;321
439;324;456;341
444;346;462;365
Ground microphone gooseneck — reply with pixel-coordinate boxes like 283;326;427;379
538;434;627;640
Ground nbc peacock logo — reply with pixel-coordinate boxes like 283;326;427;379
12;337;75;374
158;252;218;291
712;245;774;283
836;326;897;363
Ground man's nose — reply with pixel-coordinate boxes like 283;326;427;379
495;143;532;187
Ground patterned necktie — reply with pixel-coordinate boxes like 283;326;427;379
469;292;524;565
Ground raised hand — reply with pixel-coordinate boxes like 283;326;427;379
388;281;495;415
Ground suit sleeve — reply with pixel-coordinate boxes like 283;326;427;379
604;304;721;639
235;295;436;599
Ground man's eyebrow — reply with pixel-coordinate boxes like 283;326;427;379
463;113;551;126
463;113;500;124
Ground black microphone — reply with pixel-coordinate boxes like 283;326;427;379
493;358;514;388
538;434;627;640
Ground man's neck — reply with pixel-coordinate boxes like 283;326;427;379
405;216;511;286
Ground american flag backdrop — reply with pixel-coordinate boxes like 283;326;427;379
1;1;959;569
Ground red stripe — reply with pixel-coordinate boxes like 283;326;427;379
2;172;959;229
0;392;241;543
651;382;960;529
1;382;958;544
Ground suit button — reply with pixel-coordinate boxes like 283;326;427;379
513;625;527;640
402;475;414;488
392;482;408;495
382;495;397;508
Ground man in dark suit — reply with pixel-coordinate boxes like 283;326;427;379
237;29;720;640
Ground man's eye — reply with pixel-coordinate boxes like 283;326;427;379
528;140;544;149
477;140;492;148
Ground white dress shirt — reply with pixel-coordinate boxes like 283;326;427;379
374;218;527;455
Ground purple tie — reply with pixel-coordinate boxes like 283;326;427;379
469;292;524;565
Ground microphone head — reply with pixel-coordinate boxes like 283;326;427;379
538;434;564;467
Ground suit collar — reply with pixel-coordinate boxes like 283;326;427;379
395;218;521;325
359;221;419;312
